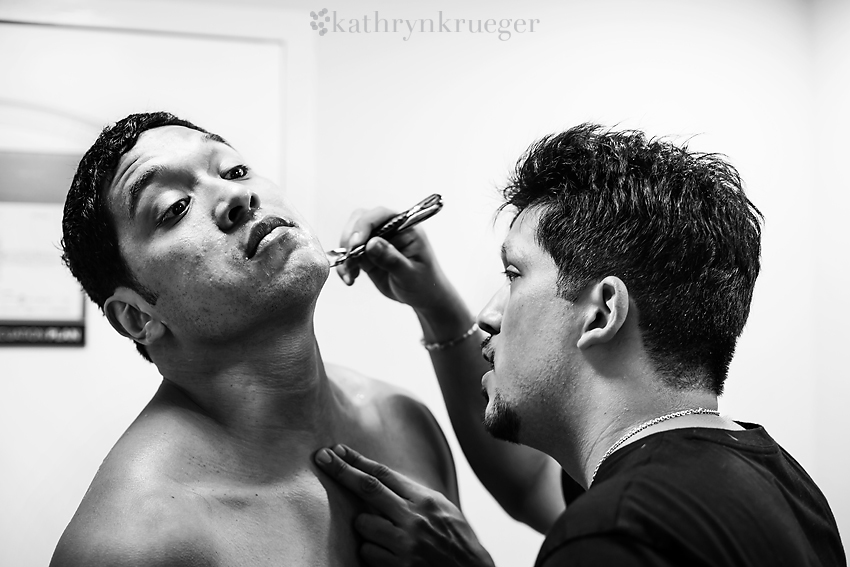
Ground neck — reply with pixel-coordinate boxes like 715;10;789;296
151;317;348;458
546;373;729;489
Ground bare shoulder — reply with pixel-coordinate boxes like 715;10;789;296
326;363;459;504
326;362;438;429
50;462;216;567
50;401;219;567
326;361;421;403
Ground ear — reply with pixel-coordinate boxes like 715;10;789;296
104;287;167;345
576;276;629;350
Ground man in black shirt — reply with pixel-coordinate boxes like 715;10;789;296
314;123;845;566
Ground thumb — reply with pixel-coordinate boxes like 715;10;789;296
365;237;415;275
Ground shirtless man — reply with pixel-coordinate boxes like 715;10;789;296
50;112;457;567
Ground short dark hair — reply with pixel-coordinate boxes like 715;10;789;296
61;112;217;363
502;123;763;394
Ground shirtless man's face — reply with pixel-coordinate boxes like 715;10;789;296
105;125;329;341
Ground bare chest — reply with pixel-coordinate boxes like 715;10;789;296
185;440;448;567
184;473;367;567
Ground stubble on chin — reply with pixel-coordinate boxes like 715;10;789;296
483;391;522;444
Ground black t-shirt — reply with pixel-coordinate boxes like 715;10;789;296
535;423;846;567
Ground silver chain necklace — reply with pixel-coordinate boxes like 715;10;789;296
589;407;720;486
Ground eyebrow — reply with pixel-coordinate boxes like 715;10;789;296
501;240;526;265
124;132;230;218
126;164;167;219
204;132;230;146
501;242;513;263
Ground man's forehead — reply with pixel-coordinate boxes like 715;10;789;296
124;125;226;157
113;125;229;180
502;208;542;258
107;125;226;219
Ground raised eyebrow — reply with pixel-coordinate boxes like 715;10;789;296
203;132;231;147
126;133;230;218
500;243;513;267
127;164;167;219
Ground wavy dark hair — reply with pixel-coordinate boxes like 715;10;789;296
502;123;763;394
61;112;218;362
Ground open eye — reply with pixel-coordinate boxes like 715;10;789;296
223;165;250;180
503;267;520;283
158;197;190;226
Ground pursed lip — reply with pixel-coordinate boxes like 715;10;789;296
481;336;495;369
245;215;296;259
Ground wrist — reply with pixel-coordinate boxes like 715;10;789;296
414;288;476;345
421;323;479;352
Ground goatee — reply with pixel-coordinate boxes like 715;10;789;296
483;391;521;444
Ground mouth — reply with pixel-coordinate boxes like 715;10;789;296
481;385;490;404
481;336;495;370
480;337;494;404
246;216;296;259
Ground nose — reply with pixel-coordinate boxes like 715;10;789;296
477;284;507;335
215;185;260;231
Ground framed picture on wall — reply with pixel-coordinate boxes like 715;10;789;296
0;150;85;346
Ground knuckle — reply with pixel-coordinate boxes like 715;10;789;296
359;474;383;495
419;495;438;511
409;514;429;532
372;463;392;481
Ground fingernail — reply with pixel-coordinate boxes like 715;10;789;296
315;449;332;465
351;232;362;246
342;272;353;286
332;444;347;457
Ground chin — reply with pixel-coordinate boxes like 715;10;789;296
281;246;330;287
306;253;332;292
483;391;522;444
250;257;328;322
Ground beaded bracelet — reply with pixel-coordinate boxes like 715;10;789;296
421;323;479;352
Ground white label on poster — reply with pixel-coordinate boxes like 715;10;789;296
0;202;84;321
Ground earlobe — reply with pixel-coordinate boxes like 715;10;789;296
576;276;629;350
104;288;167;345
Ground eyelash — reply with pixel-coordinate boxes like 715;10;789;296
503;269;519;282
224;164;250;180
158;198;190;226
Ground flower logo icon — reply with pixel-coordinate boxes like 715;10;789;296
310;8;330;36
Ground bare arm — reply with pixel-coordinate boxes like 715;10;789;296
338;208;565;533
414;279;565;532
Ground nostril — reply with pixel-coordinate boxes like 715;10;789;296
228;206;244;223
478;322;496;335
249;194;260;210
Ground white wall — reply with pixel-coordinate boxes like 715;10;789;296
309;0;848;560
2;0;847;566
812;0;850;534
